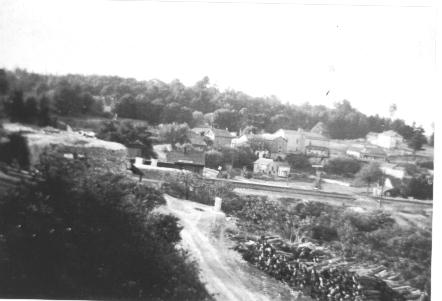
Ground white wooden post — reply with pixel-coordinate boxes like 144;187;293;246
214;197;222;211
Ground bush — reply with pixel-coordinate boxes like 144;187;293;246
204;150;223;169
0;132;30;169
417;161;433;170
286;153;312;171
402;175;433;200
0;154;211;300
324;156;361;177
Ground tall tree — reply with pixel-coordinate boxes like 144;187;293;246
158;123;190;147
355;162;384;193
408;127;427;152
98;120;156;158
0;69;9;95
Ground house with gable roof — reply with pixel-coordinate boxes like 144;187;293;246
192;127;233;149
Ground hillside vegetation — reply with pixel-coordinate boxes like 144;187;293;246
0;68;429;142
0;152;212;300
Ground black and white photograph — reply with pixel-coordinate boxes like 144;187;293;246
0;0;438;300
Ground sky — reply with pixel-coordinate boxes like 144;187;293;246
0;0;438;133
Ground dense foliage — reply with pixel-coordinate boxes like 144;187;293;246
204;146;257;170
158;123;190;146
354;162;383;190
0;132;30;169
222;195;431;292
0;154;211;300
401;175;433;200
286;153;313;172
97;120;156;158
324;156;362;177
0;68;424;140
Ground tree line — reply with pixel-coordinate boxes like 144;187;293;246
0;69;432;143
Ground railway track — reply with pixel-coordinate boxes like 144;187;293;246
206;178;356;200
203;178;432;207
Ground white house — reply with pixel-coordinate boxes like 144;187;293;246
273;129;303;153
253;158;291;177
253;157;274;173
366;130;404;149
273;161;291;177
273;128;329;153
380;163;407;179
231;134;251;148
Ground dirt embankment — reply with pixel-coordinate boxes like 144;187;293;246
162;195;312;301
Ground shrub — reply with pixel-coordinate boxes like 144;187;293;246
417;161;433;170
204;150;223;169
324;156;361;177
0;153;211;300
286;153;312;171
0;132;30;169
402;175;433;200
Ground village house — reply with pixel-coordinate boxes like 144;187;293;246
366;130;404;149
372;176;402;197
304;132;330;150
310;121;330;137
273;128;330;154
253;157;291;177
192;127;233;149
187;130;207;151
346;144;387;161
260;133;288;155
273;129;304;153
253;157;274;174
380;163;408;180
231;134;251;148
305;145;330;158
273;161;291;177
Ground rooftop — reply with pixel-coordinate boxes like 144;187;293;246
166;150;205;165
254;157;274;165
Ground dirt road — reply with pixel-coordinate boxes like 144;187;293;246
163;195;312;301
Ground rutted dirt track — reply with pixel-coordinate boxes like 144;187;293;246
163;195;312;301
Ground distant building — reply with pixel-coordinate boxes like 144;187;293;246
273;128;330;153
187;131;207;151
273;161;291;177
305;145;330;158
273;129;304;153
166;149;205;174
260;133;288;154
366;130;404;149
346;144;387;161
380;163;407;179
304;132;330;150
192;127;233;149
310;122;330;138
231;134;252;148
151;144;205;174
253;158;291;177
253;157;274;174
